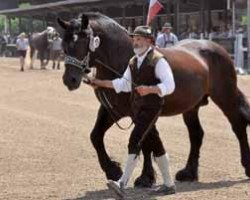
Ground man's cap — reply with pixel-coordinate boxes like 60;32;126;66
162;22;172;29
129;26;153;39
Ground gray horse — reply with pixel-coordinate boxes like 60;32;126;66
29;27;57;69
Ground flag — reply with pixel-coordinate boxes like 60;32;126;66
146;0;164;25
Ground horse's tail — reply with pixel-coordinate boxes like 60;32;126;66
199;42;250;127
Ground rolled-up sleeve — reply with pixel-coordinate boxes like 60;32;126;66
112;66;132;93
155;58;175;97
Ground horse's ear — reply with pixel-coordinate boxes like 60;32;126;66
57;18;70;30
81;14;89;31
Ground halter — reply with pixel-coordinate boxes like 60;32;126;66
64;25;97;73
64;52;91;73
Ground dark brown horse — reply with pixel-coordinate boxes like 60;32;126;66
58;12;250;187
29;27;57;69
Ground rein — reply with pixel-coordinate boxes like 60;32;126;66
64;28;162;146
96;89;133;130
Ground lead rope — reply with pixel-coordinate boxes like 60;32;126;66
83;59;162;149
96;90;134;130
83;67;134;130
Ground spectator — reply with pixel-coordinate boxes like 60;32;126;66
51;32;62;70
156;22;178;48
16;32;29;71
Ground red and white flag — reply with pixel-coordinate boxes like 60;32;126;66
146;0;164;25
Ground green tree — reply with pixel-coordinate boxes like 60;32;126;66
0;15;5;33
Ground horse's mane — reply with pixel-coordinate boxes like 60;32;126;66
81;12;129;41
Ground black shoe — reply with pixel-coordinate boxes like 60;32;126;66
107;180;125;198
150;184;176;196
20;67;24;72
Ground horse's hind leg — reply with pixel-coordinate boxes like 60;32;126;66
90;105;123;181
176;105;204;181
210;89;250;177
30;47;35;69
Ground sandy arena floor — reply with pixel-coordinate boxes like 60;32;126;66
0;58;249;200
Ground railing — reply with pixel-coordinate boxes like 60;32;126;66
234;34;248;74
186;33;249;75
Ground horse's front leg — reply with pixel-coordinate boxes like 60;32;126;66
134;146;155;188
40;52;45;69
135;126;167;188
44;49;50;66
90;105;123;181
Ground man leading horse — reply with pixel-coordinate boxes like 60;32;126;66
89;25;176;197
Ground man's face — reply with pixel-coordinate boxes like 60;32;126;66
163;28;171;34
132;35;150;49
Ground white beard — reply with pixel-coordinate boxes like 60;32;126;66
133;46;147;56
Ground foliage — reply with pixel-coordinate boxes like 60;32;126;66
0;1;44;35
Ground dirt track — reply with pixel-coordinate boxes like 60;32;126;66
0;58;250;200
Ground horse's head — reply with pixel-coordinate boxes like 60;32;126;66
58;14;100;90
46;26;57;43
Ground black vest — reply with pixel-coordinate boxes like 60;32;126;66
129;49;165;108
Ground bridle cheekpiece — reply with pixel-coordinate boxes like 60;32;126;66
64;25;99;73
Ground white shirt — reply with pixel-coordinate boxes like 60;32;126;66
156;33;178;48
52;37;62;50
16;38;29;51
112;47;175;97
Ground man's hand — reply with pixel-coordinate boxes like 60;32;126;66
135;86;152;96
85;77;99;89
85;77;114;90
136;85;161;96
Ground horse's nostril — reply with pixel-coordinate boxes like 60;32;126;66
71;77;77;84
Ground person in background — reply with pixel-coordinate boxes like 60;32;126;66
51;32;62;69
156;22;178;48
16;32;29;71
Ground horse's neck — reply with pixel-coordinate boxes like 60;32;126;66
94;49;132;80
94;41;133;80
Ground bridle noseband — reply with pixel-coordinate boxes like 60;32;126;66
64;52;91;73
64;25;98;73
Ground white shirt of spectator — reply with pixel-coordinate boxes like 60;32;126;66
112;47;175;97
52;37;62;51
156;32;178;48
16;38;29;51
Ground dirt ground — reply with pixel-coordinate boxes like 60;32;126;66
0;58;249;200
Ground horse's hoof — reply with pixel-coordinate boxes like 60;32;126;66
106;161;123;181
245;167;250;177
175;168;198;182
134;175;156;188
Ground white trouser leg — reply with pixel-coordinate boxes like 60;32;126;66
118;154;138;187
155;153;174;187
